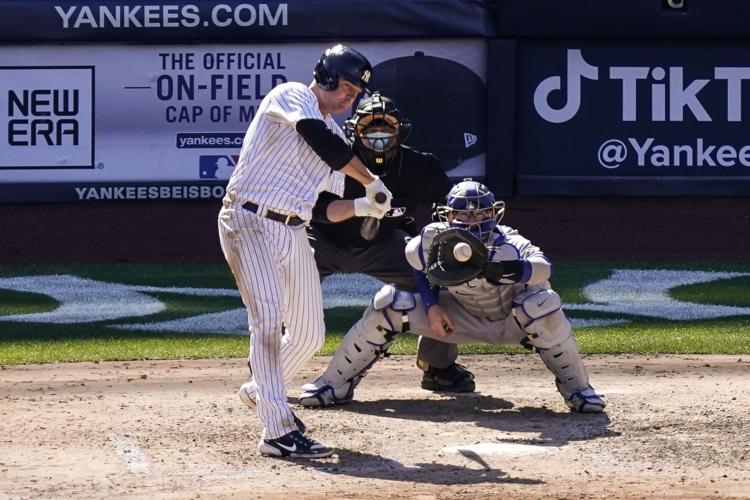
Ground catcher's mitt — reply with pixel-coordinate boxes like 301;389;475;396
425;228;487;287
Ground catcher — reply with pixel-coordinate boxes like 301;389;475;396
298;179;605;413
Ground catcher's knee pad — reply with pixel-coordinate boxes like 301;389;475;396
298;285;415;408
513;289;590;397
513;289;567;349
372;284;416;332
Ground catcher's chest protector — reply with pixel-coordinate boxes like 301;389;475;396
447;279;516;321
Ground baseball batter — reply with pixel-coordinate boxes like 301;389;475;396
218;44;392;459
298;179;606;413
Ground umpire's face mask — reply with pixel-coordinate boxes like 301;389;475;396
361;124;399;153
355;122;401;175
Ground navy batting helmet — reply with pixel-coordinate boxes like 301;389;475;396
435;178;505;242
314;44;372;92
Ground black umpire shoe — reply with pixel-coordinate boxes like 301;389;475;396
421;362;476;393
258;430;334;459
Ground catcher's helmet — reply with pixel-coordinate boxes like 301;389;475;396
435;178;505;242
344;92;411;175
314;44;372;92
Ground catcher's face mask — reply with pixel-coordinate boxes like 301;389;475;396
436;178;506;242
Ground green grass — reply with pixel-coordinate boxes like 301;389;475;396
1;261;750;364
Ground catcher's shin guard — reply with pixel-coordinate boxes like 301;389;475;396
298;285;415;408
513;289;602;408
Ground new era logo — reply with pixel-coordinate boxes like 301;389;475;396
464;133;477;148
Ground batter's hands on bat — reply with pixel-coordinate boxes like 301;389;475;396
353;197;387;219
364;176;392;211
427;305;454;339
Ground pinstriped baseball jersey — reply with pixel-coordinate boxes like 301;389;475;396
224;82;345;219
218;81;349;441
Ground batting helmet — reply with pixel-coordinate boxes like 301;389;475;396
435;178;505;242
344;92;411;175
313;44;373;92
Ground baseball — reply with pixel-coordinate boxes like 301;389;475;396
453;242;473;262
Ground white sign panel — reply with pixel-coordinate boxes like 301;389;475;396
0;40;486;201
0;66;94;169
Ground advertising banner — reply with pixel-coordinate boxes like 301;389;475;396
0;1;494;42
515;41;750;195
0;40;486;202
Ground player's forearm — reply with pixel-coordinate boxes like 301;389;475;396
325;199;356;222
339;156;377;186
414;270;440;312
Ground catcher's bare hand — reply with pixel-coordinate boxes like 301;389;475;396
427;305;454;338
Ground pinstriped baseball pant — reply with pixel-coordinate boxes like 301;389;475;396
218;204;325;439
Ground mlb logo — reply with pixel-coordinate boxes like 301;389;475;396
200;155;238;179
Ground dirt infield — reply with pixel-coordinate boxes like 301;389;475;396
2;354;749;499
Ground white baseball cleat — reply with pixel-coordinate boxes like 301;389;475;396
564;385;606;413
298;379;353;408
238;381;257;409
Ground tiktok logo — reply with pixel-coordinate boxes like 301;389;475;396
533;50;598;123
534;49;750;124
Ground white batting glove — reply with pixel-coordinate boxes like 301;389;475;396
364;176;392;211
353;197;387;219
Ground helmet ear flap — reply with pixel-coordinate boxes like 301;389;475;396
313;58;338;91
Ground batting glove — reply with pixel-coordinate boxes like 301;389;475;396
354;197;387;218
364;176;392;211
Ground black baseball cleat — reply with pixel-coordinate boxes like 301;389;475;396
258;430;334;459
421;362;476;393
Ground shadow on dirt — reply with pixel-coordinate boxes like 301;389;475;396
310;394;618;446
306;449;545;486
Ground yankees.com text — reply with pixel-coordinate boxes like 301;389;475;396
54;4;287;29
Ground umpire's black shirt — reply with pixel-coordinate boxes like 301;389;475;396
312;145;452;247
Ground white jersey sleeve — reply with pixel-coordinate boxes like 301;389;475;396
319;170;346;198
265;82;324;126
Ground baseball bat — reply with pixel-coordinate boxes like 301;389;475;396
360;192;387;241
